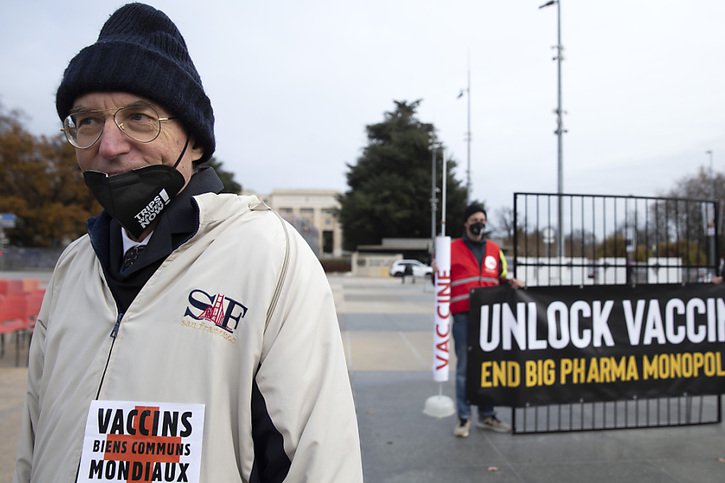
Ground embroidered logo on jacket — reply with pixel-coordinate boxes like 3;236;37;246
184;289;248;334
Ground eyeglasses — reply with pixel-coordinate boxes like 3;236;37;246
62;103;176;149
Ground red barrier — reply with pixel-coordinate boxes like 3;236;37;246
0;279;25;296
0;279;46;364
22;278;39;293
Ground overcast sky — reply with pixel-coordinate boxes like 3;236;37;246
2;0;724;218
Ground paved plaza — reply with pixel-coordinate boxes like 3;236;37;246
1;272;724;482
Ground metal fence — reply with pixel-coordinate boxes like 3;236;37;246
509;192;723;433
0;247;64;271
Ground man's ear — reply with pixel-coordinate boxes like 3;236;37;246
190;139;204;162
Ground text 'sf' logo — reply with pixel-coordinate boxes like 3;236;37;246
184;289;248;333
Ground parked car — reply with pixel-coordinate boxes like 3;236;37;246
389;259;433;278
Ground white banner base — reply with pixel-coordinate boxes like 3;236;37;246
423;392;456;418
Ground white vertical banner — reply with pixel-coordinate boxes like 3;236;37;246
433;235;451;382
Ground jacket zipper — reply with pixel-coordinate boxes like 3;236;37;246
95;311;123;399
77;312;124;481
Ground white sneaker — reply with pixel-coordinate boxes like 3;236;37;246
477;416;511;433
453;419;471;438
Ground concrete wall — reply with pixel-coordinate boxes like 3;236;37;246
351;252;401;277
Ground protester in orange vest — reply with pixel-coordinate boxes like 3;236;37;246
451;203;524;438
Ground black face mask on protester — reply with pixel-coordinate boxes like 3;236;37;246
469;222;486;237
83;137;189;239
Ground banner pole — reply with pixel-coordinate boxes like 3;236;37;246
423;152;455;418
441;146;447;237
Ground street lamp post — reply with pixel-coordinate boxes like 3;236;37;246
706;150;717;276
707;150;715;199
466;64;471;204
457;61;472;204
540;0;565;258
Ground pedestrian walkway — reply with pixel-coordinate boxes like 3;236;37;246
1;273;724;483
330;274;725;483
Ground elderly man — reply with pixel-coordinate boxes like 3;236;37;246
13;4;362;482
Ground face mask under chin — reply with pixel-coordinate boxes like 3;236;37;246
83;164;186;239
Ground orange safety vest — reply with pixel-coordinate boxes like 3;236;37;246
450;238;502;315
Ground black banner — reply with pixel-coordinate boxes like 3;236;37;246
467;283;725;406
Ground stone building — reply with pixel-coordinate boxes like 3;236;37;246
259;189;343;258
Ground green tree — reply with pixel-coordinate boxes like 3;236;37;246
0;104;99;247
338;100;468;251
203;156;242;193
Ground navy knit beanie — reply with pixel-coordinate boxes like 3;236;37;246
463;203;486;222
56;3;215;163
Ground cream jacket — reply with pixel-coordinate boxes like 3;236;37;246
14;194;362;483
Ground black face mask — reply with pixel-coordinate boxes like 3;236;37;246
469;222;486;236
83;138;189;239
